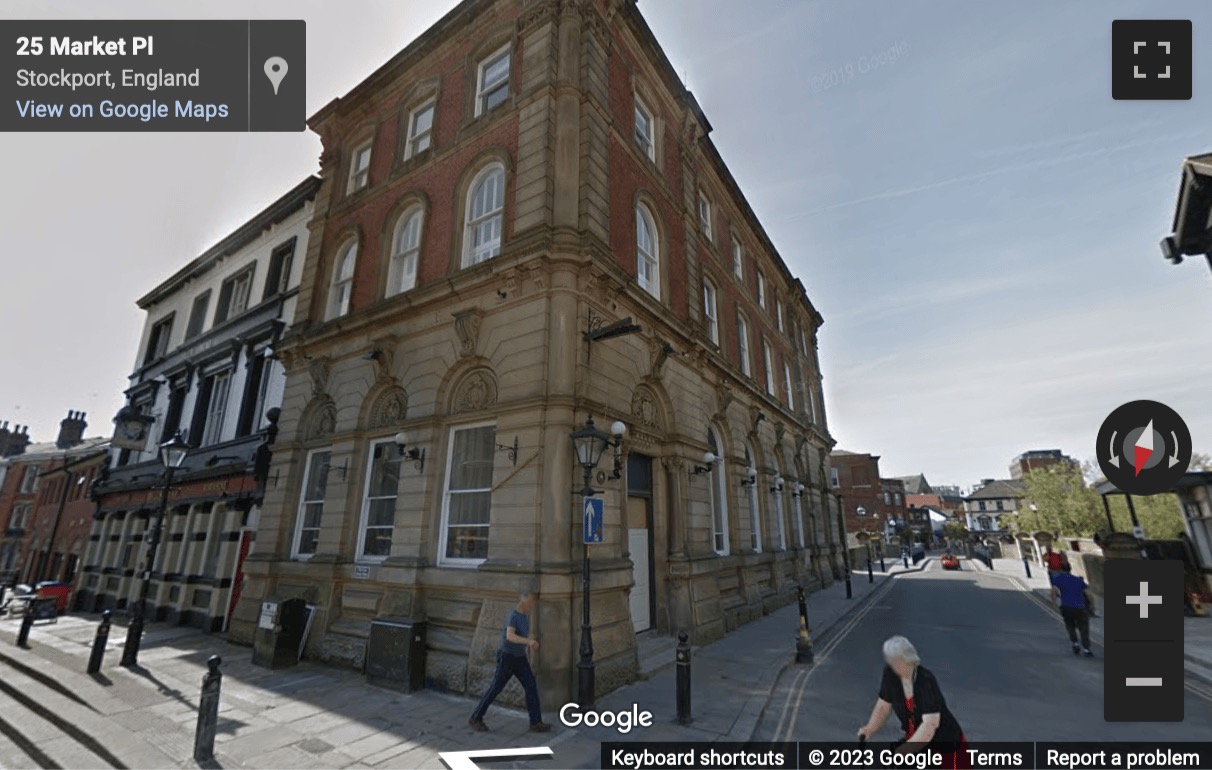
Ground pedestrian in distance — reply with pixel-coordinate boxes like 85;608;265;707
1050;562;1094;657
857;636;970;769
468;590;553;733
1043;545;1066;578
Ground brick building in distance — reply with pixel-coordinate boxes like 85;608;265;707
829;450;882;541
231;0;839;706
1010;449;1079;479
0;413;108;592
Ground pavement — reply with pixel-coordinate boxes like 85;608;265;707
0;559;921;770
968;556;1212;687
753;556;1212;744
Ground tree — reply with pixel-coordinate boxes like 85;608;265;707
1019;465;1105;537
1191;452;1212;472
943;522;968;541
1106;494;1186;539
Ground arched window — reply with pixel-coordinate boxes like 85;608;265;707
745;444;761;553
327;240;357;320
772;459;787;550
388;208;423;297
636;204;660;299
708;428;729;555
464;164;505;266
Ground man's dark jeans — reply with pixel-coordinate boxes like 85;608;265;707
470;651;543;725
1061;605;1091;649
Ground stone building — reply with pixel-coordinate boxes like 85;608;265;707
230;0;838;705
77;177;319;631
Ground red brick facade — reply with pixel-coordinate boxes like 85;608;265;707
829;451;883;536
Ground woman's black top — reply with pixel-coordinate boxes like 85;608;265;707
878;664;964;743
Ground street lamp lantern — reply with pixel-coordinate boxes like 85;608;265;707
571;416;613;474
160;430;190;469
569;415;625;707
121;430;191;668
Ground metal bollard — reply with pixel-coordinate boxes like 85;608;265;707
795;586;814;664
903;553;909;568
1023;557;1031;578
867;557;874;584
87;610;112;674
194;655;223;762
844;567;852;599
675;631;691;725
16;607;34;648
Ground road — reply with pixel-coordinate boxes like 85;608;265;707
755;558;1212;743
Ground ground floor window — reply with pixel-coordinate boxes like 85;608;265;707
441;423;495;564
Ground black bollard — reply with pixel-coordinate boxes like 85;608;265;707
675;631;691;725
1023;557;1031;578
87;610;112;674
867;557;874;584
795;586;814;664
194;655;223;762
16;608;34;648
880;552;886;572
903;553;909;569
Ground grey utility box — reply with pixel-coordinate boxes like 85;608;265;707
365;617;427;693
252;597;309;669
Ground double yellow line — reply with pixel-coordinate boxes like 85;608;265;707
772;575;901;744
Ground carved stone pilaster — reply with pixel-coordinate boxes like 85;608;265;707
453;310;483;358
775;421;785;445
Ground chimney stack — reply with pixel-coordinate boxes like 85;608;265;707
56;410;88;449
2;423;31;457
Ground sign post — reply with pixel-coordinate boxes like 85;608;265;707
583;497;604;544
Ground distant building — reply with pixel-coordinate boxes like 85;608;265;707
830;451;882;539
880;477;908;539
894;474;932;496
0;413;107;590
963;478;1026;535
1010;449;1079;479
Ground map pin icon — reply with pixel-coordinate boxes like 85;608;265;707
264;56;288;95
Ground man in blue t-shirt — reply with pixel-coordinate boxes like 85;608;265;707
469;591;552;733
1050;563;1093;657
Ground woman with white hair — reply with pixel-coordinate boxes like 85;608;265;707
857;636;969;768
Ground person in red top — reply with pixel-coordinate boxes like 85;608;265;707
1043;546;1066;578
858;636;970;769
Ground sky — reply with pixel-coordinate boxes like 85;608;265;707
2;0;1210;489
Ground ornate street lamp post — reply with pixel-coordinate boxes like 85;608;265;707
569;416;625;707
121;431;190;668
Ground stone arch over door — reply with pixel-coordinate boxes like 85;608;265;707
299;396;338;442
628;382;672;444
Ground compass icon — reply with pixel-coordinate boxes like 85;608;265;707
1097;400;1192;495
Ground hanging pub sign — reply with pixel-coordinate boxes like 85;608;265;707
110;405;155;452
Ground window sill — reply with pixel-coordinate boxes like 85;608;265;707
392;148;434;180
439;558;487;569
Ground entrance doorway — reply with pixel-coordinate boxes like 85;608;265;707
627;454;655;633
